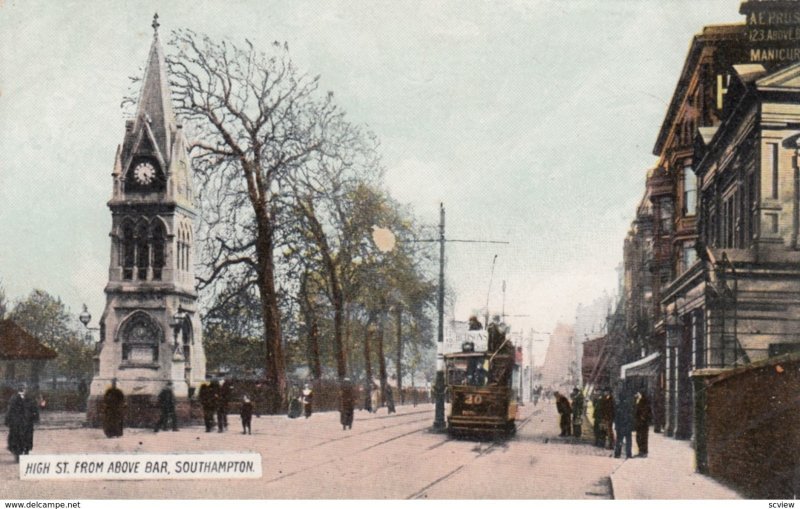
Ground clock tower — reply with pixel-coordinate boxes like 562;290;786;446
87;15;206;427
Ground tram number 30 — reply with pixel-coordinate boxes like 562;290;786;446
464;394;483;405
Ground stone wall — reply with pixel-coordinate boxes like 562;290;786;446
705;354;800;498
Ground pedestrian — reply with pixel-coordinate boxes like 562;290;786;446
217;378;231;432
78;379;89;411
198;378;217;432
599;388;616;449
635;391;653;457
302;383;313;418
370;382;380;413
614;388;634;459
385;385;396;414
340;378;355;430
102;378;125;438
240;395;254;435
154;381;178;432
554;391;572;437
288;385;302;418
592;392;603;447
533;385;541;406
570;387;584;438
5;383;39;463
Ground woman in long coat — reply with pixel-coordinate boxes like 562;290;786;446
102;379;125;438
5;384;39;462
340;378;355;430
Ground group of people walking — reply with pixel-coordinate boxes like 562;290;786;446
590;387;653;458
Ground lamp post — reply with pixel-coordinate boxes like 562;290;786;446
79;304;102;377
169;311;187;359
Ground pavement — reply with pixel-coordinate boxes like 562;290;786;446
607;427;742;499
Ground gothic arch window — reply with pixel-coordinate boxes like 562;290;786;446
135;221;149;280
118;311;162;364
121;220;136;280
179;225;187;272
181;318;193;363
176;222;192;273
151;220;166;280
184;224;192;272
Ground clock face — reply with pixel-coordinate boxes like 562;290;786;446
133;162;156;185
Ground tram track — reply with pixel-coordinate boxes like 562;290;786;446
408;406;541;499
263;411;438;485
265;406;541;494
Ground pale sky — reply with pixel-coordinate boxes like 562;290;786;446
0;1;745;340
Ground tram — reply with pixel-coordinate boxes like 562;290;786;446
445;328;519;437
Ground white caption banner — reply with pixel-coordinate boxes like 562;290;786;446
19;453;262;480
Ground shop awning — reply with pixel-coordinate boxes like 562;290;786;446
620;352;660;379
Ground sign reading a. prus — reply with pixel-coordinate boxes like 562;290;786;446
741;0;800;64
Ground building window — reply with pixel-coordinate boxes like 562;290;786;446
748;172;758;243
660;201;673;234
692;311;705;370
135;222;149;280
769;143;779;199
683;167;697;216
121;222;135;280
151;222;166;281
119;218;166;281
683;241;697;272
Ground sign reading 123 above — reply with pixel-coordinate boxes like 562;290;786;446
741;0;800;64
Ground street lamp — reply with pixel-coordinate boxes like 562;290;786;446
170;310;187;358
79;304;102;376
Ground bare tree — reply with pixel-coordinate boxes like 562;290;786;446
167;30;353;411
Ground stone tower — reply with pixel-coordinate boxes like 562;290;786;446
87;15;206;427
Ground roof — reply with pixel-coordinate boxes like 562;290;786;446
0;319;57;360
653;23;745;156
132;27;176;163
756;60;800;93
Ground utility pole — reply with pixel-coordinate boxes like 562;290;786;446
434;204;446;430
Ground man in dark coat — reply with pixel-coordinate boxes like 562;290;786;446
635;391;653;457
554;391;572;437
599;389;616;449
154;381;178;432
592;392;603;446
198;380;217;432
614;389;634;459
570;387;584;438
217;378;231;431
240;395;254;435
102;378;125;438
340;378;355;430
5;383;39;463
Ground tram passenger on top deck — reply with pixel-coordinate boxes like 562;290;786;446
468;315;483;331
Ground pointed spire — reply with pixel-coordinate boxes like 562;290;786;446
131;13;176;166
